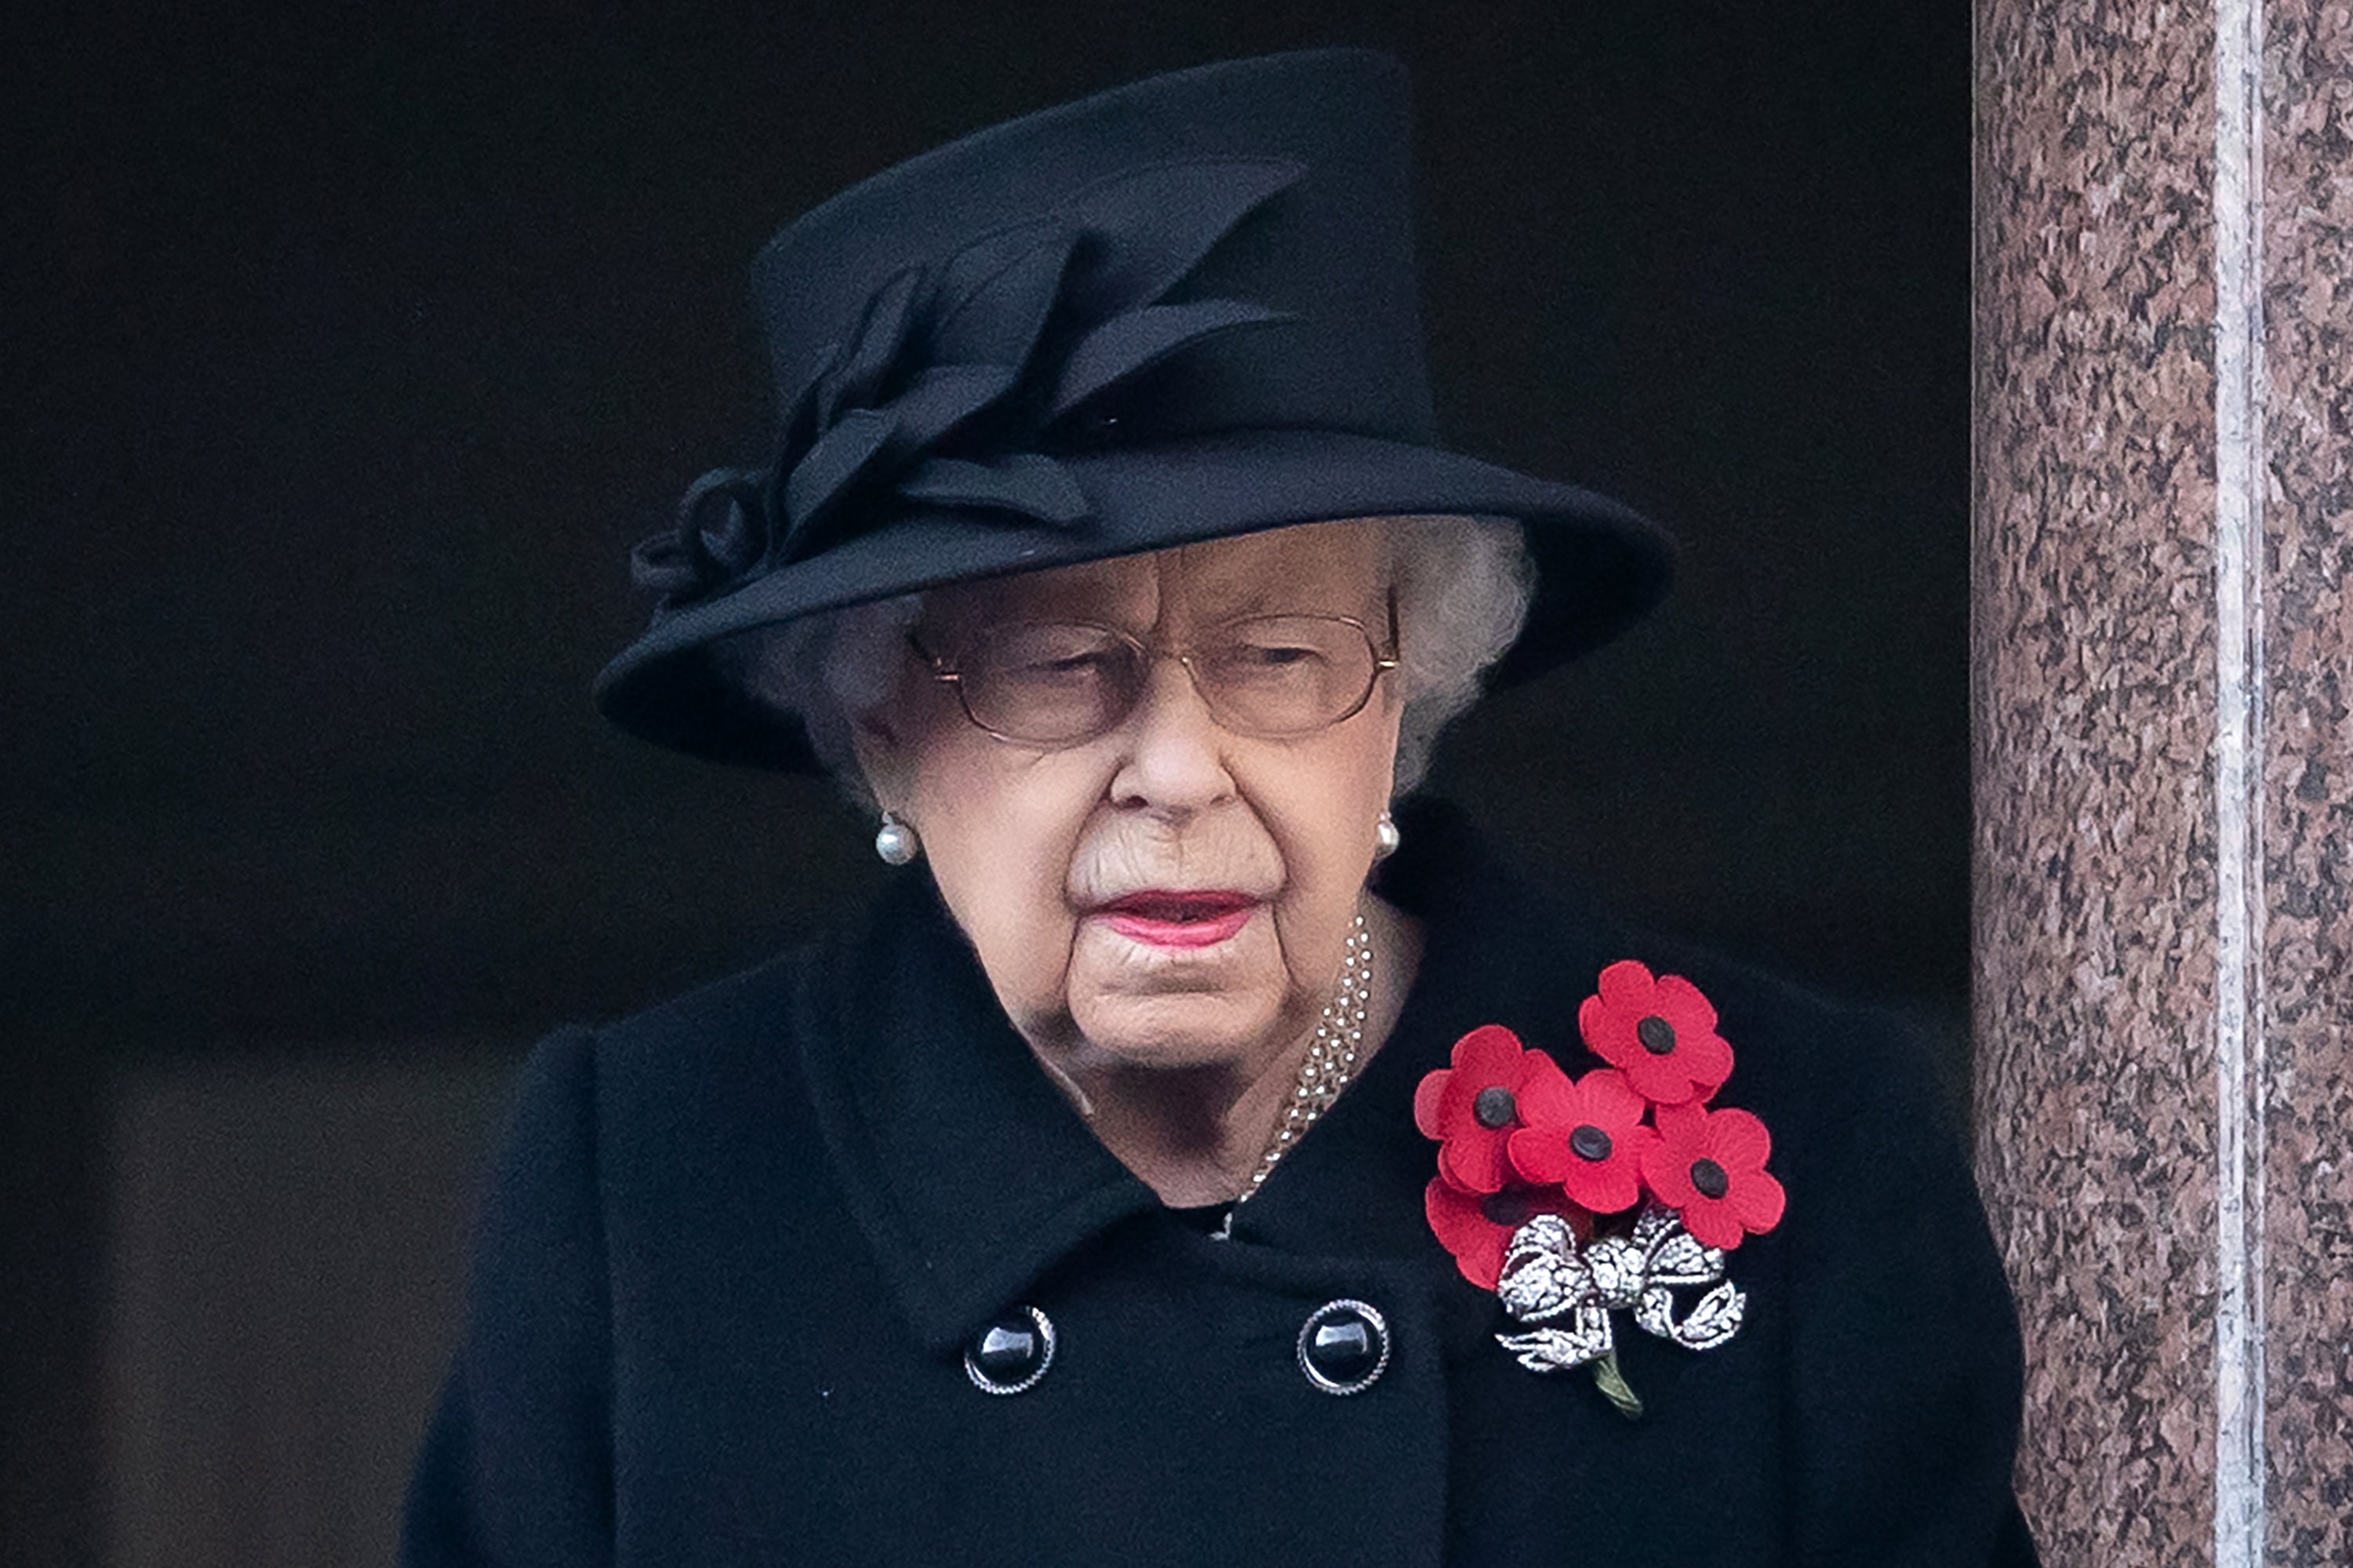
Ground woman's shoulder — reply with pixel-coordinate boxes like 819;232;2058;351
480;945;824;1198
1633;929;1966;1120
503;873;973;1166
540;880;916;1076
1389;799;1960;1115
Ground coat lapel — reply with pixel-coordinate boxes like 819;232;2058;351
795;874;1156;1354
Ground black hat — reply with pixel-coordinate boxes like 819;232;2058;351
595;49;1671;768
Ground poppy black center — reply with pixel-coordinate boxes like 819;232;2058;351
1473;1086;1517;1129
1569;1125;1613;1162
1482;1190;1540;1228
1637;1016;1678;1055
1689;1157;1730;1199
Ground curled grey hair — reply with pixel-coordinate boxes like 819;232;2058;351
713;515;1535;806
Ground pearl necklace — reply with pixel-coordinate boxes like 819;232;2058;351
1212;911;1373;1235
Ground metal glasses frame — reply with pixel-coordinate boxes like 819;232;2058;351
911;591;1401;748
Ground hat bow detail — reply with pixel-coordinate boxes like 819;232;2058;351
630;155;1306;610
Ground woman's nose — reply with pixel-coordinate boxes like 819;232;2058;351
1107;655;1236;813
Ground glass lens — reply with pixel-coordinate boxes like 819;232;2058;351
942;615;1382;745
1192;617;1377;737
959;622;1142;744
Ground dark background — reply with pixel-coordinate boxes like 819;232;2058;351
3;2;1969;1560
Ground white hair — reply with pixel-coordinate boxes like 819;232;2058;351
1382;515;1537;789
712;515;1536;807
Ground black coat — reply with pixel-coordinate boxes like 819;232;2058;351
404;807;2038;1566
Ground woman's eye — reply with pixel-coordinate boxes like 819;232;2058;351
1213;642;1329;682
1010;652;1113;680
990;631;1128;687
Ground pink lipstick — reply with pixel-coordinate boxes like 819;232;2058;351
1095;890;1257;949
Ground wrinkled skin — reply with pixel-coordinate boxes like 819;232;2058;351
854;519;1417;1202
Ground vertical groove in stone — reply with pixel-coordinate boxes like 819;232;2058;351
1973;0;2225;1559
2211;1;2268;1564
2257;5;2353;1563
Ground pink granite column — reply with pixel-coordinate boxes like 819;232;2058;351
1973;2;2352;1564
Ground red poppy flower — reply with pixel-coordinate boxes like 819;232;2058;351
1425;1178;1592;1290
1413;1024;1566;1194
1640;1101;1785;1250
1504;1067;1659;1215
1579;959;1734;1107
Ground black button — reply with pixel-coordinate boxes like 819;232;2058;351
964;1305;1056;1395
1297;1299;1390;1395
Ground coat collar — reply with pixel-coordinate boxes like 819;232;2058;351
797;799;1624;1354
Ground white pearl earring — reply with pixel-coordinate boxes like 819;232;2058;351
1373;810;1401;860
874;811;920;866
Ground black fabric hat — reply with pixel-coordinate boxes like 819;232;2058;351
595;49;1672;768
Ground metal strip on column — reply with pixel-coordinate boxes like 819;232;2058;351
2209;0;2268;1561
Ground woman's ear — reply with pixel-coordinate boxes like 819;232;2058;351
1376;672;1406;780
849;706;911;814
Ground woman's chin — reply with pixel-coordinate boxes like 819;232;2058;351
1062;986;1287;1076
1056;923;1262;1051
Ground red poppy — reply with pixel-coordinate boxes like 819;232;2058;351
1413;1024;1566;1194
1640;1101;1785;1250
1425;1178;1593;1290
1504;1067;1659;1215
1579;959;1734;1107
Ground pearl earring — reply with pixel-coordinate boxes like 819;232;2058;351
1373;810;1401;860
874;811;920;866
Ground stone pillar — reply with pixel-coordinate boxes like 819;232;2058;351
1973;2;2351;1564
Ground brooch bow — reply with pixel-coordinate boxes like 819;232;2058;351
1416;961;1784;1418
631;156;1305;609
1496;1204;1746;1375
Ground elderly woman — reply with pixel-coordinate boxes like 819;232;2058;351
405;50;2036;1566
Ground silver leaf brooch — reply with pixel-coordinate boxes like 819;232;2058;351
1413;961;1785;1418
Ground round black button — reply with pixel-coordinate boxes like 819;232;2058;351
1473;1086;1517;1128
1297;1299;1390;1395
964;1305;1056;1395
1689;1157;1730;1200
1637;1015;1678;1055
1569;1124;1613;1162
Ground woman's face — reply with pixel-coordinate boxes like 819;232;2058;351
860;520;1402;1082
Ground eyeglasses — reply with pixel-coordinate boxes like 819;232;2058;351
911;598;1399;748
